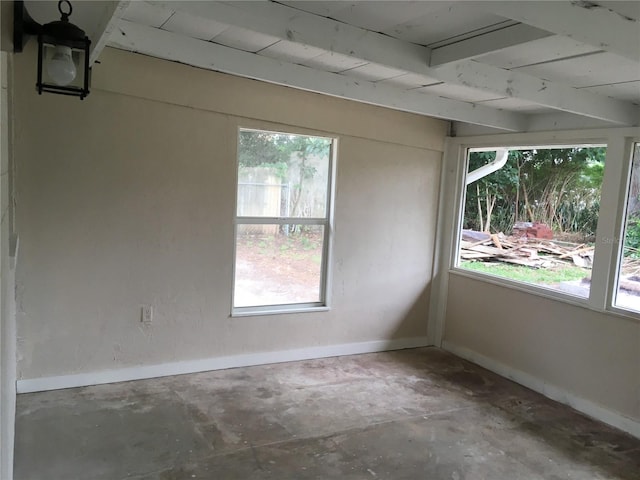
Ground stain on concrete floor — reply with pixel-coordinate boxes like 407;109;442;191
14;347;640;479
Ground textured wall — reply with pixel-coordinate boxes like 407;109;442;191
14;47;447;379
445;273;640;424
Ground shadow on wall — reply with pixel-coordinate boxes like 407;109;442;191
385;283;431;344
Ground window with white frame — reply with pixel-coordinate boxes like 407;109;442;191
456;145;606;299
233;128;334;313
614;143;640;313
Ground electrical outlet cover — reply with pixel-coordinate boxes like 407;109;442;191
141;305;153;323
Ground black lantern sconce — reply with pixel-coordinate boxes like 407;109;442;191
14;0;91;99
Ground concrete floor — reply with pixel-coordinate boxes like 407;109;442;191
14;348;640;480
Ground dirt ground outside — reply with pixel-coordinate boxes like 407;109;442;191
234;227;324;307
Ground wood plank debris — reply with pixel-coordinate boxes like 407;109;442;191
460;229;593;268
460;230;640;295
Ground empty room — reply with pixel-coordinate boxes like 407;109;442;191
1;1;639;479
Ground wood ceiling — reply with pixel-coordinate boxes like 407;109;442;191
24;1;640;132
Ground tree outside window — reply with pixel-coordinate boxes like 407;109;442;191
459;146;605;299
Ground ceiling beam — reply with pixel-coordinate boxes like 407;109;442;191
109;20;528;131
154;0;638;126
89;1;130;64
155;1;431;74
434;61;640;126
486;0;640;62
429;24;552;67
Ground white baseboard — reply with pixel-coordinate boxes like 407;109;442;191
17;336;430;394
442;341;640;439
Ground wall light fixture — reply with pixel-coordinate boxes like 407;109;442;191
14;0;91;99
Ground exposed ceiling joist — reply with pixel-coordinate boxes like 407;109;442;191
434;61;640;126
486;1;640;62
155;1;430;74
154;0;637;126
429;24;552;67
90;1;130;64
453;111;617;136
110;20;528;131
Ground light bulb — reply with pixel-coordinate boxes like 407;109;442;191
47;45;76;86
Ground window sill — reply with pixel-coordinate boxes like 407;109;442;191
231;305;330;317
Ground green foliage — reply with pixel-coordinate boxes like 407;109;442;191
238;130;288;167
299;235;311;250
623;214;640;258
622;148;640;257
464;147;605;236
461;261;588;284
238;130;330;171
464;151;519;233
239;130;331;217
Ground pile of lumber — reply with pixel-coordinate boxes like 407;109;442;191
460;230;594;268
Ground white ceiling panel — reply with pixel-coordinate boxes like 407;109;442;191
516;52;640;88
258;41;326;64
161;12;229;41
378;73;441;89
301;52;368;73
105;1;640;131
279;1;352;18
327;2;441;33
594;1;640;21
122;1;173;28
579;81;640;103
211;27;280;53
415;83;503;102
381;3;508;46
340;64;408;82
476;97;551;113
476;35;601;69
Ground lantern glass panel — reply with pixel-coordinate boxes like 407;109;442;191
42;42;86;90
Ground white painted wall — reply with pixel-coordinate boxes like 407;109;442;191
438;132;640;436
13;46;447;382
444;275;640;429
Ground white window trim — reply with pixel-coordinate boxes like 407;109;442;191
231;128;337;317
429;127;640;346
604;137;640;316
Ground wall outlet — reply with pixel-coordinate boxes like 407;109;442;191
141;305;153;324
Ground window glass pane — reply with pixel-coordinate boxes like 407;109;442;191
234;224;325;308
238;130;331;218
615;143;640;312
458;146;605;298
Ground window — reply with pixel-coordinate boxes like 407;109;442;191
456;145;606;298
233;128;334;314
614;143;640;313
